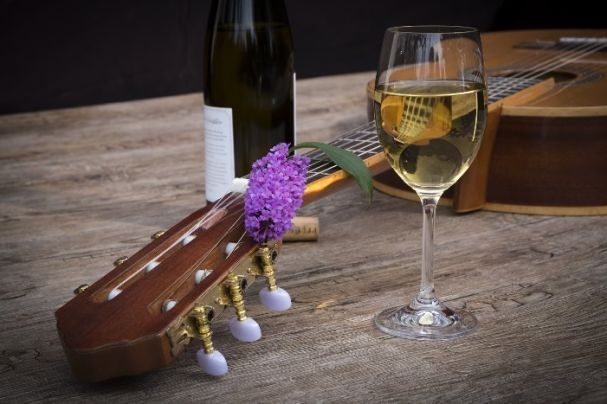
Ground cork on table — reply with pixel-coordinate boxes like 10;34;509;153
1;71;606;402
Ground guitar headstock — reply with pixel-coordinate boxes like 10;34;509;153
56;190;290;382
56;122;388;382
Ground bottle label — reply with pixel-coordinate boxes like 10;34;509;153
204;105;235;202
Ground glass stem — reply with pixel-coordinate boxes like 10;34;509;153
417;193;442;306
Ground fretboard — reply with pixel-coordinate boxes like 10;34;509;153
303;76;536;184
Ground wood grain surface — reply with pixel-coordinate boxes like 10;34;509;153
1;71;606;403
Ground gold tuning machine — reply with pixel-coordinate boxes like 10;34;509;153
225;273;262;342
151;230;165;240
192;305;215;354
257;245;278;292
113;256;128;267
226;274;248;321
73;284;89;295
256;245;292;312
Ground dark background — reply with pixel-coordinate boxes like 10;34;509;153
1;0;604;115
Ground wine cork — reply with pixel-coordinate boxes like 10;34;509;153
283;216;319;242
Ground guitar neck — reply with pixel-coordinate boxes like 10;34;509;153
299;74;539;204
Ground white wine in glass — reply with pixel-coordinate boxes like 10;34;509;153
374;26;487;340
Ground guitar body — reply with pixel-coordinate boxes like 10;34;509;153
371;29;607;215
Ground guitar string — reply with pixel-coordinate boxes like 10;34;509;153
169;39;607;276
505;39;607;83
307;131;381;177
135;127;381;301
113;191;247;290
490;40;607;98
528;62;607;105
130;92;526;300
194;39;607;227
206;54;575;198
114;73;526;292
487;40;584;96
487;40;597;96
299;68;548;177
490;43;607;99
117;39;607;290
299;122;378;175
304;39;607;178
229;39;607;243
304;124;376;171
508;41;607;85
305;123;380;181
175;128;378;242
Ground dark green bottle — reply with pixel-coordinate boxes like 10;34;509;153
203;0;295;202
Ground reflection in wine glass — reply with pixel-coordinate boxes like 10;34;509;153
374;26;487;340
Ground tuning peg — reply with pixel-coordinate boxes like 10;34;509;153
228;317;262;342
259;287;291;312
197;350;228;377
257;246;292;312
225;274;261;342
192;305;228;377
113;256;128;267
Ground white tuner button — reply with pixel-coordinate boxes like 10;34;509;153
195;269;213;285
107;288;122;301
146;260;160;273
197;349;228;377
259;287;292;312
162;299;177;312
225;242;238;256
229;317;262;342
182;234;196;246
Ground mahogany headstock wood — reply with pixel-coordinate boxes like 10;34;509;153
55;192;276;381
55;123;390;382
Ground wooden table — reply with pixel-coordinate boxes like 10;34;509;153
1;71;606;403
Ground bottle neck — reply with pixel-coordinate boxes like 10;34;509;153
212;0;290;29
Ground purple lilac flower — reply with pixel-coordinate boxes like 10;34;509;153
245;143;310;243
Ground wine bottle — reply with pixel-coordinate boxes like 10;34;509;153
203;0;295;202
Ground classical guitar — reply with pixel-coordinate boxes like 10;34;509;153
370;29;607;215
55;146;387;382
56;29;607;383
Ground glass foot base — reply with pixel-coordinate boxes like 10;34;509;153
374;303;477;340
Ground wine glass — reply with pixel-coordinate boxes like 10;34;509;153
373;26;487;340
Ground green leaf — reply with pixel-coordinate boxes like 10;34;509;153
292;141;373;201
